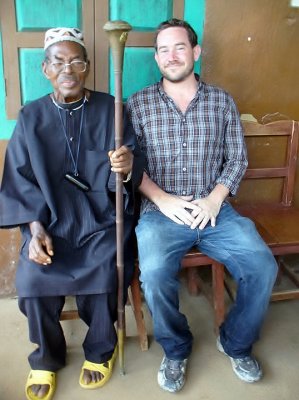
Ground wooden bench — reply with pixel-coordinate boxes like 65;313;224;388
227;119;299;301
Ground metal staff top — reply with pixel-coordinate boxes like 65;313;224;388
103;20;132;74
103;20;132;148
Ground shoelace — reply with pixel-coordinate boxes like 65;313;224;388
235;356;258;371
238;357;255;363
165;360;183;380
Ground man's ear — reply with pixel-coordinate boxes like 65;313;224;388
42;61;50;79
193;44;201;62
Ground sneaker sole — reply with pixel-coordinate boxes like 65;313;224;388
157;374;185;393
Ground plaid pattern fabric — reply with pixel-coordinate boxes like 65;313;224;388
126;78;248;214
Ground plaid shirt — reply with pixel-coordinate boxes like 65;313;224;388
126;78;248;214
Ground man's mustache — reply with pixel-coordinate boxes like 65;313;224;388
58;75;78;83
165;61;183;68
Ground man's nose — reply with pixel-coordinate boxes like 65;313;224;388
168;49;177;61
64;63;73;72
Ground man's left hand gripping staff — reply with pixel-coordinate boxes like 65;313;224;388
108;145;133;180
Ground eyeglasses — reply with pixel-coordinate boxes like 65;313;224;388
48;60;87;73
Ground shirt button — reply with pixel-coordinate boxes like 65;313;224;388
182;167;187;172
70;137;74;141
183;142;187;147
182;191;186;195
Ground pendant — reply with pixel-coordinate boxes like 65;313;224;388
65;173;90;192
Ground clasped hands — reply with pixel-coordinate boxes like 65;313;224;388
156;194;222;230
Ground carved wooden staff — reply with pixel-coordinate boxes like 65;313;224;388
103;20;132;375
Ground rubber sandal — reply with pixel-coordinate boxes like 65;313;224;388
79;347;117;389
25;370;56;400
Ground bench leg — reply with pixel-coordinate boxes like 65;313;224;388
60;309;79;320
185;267;202;296
128;267;149;351
212;262;225;333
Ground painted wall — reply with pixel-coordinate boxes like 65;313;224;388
201;0;299;206
201;0;299;122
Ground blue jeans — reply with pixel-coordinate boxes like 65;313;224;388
136;202;278;360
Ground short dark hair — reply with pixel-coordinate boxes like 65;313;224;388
154;18;198;50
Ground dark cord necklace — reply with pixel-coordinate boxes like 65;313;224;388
55;99;90;191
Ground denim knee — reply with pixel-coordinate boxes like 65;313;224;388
241;247;278;293
261;248;278;284
140;264;179;303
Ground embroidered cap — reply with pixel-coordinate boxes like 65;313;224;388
44;27;85;50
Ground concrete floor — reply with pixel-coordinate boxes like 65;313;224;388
1;279;299;400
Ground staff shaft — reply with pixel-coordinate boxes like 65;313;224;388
103;20;132;376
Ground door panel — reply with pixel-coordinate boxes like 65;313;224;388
110;0;173;30
121;48;161;100
107;0;186;99
15;0;82;31
19;49;52;104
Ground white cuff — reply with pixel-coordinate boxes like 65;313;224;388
123;171;132;183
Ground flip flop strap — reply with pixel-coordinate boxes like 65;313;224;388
27;370;55;386
82;360;110;375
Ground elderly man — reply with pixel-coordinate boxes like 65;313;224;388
0;27;145;399
126;18;278;393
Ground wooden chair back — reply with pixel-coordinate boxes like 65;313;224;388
230;120;299;301
240;120;298;207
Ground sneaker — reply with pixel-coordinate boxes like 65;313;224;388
216;337;262;383
157;356;188;393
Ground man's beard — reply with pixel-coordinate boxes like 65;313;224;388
161;62;194;83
